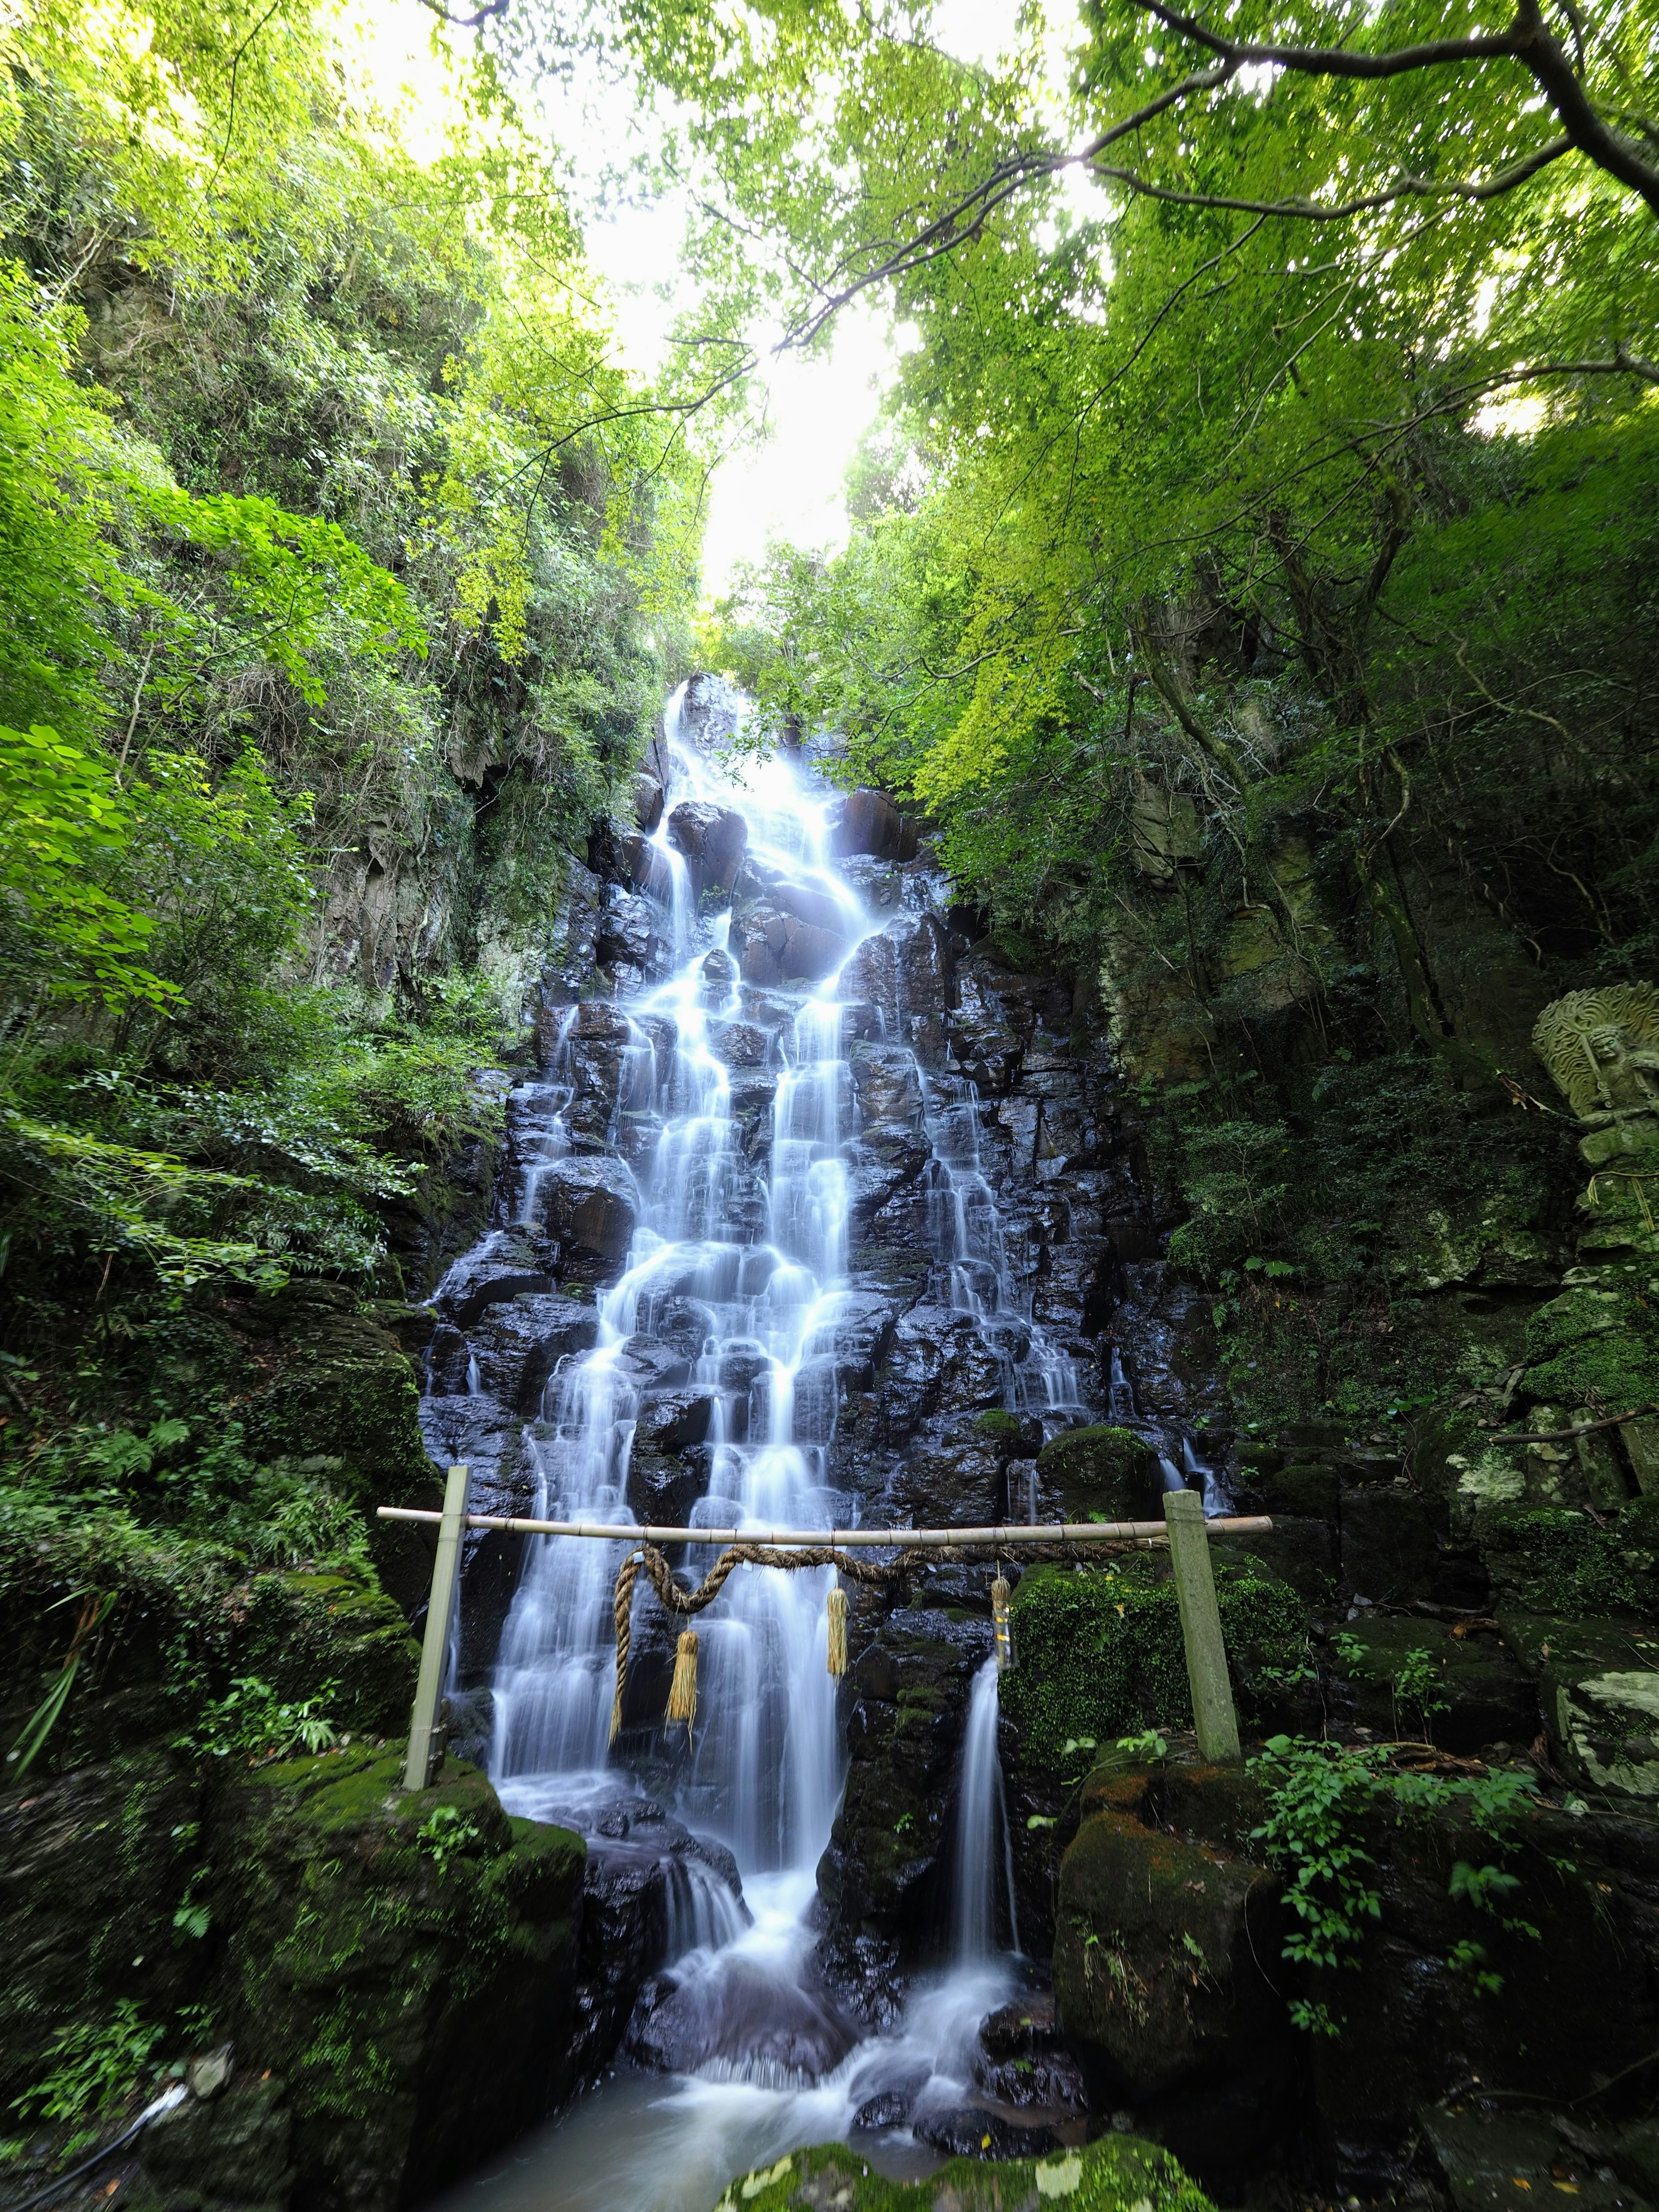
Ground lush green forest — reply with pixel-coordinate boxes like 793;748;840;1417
5;0;1659;2203
0;0;709;1662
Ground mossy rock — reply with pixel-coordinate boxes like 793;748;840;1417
1475;1496;1659;1615
239;1572;421;1738
1034;1425;1161;1521
1500;1613;1659;1802
1001;1561;1306;1770
1330;1615;1538;1753
215;1746;585;2212
1054;1799;1284;2101
1521;1274;1659;1410
713;2134;1214;2212
233;1282;431;1506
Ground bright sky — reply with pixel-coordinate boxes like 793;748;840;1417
350;0;1055;600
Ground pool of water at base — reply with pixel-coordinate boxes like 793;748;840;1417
424;1878;1020;2212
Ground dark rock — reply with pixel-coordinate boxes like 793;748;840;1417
139;2074;295;2207
533;1156;638;1261
1034;1424;1161;1522
830;789;918;863
466;1292;601;1413
667;801;747;899
1341;1486;1440;1604
1331;1615;1538;1753
911;2105;1059;2159
433;1230;555;1328
850;1043;924;1125
625;1950;858;2082
632;772;665;831
817;1609;994;2010
1054;1777;1290;2104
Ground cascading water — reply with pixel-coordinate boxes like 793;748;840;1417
427;682;1098;2210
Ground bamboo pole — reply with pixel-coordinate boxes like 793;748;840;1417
375;1506;1272;1549
1163;1488;1242;1763
401;1463;470;1793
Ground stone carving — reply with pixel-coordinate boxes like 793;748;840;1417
1532;983;1659;1162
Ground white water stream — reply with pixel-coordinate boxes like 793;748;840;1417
435;687;1074;2210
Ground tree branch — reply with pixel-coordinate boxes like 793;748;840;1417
1088;135;1572;220
1130;0;1659;221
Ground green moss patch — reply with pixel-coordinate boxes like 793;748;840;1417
1475;1497;1659;1615
1034;1426;1160;1521
1002;1562;1306;1769
713;2133;1214;2212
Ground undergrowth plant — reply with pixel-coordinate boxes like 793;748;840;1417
1249;1736;1543;2034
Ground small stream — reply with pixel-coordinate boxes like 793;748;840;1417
422;683;1198;2209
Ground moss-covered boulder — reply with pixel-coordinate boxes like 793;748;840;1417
213;1746;585;2212
229;1281;431;1507
1034;1426;1160;1522
1001;1561;1306;1770
1054;1783;1286;2104
0;1747;206;2114
1329;1615;1538;1753
1500;1613;1659;1801
238;1572;421;1740
1475;1496;1659;1615
817;1608;993;2000
712;2134;1214;2212
1520;1268;1659;1411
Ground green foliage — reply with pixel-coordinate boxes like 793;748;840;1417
417;1804;483;1876
11;2000;162;2125
1002;1560;1306;1769
1249;1735;1543;2027
175;1674;340;1764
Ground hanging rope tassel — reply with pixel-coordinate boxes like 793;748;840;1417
666;1630;699;1729
610;1551;642;1746
991;1574;1013;1671
826;1585;848;1678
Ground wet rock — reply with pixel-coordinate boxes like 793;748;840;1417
667;800;747;899
632;771;665;831
636;1388;715;1454
1034;1424;1161;1522
892;1430;1004;1526
911;2106;1060;2159
734;903;849;985
534;1156;638;1261
626;1446;708;1526
711;1018;769;1067
625;1952;858;2081
850;1043;924;1125
830;788;910;860
597;889;665;975
817;1609;994;2011
1213;1513;1339;1608
620;829;673;901
466;1292;602;1413
435;1229;554;1328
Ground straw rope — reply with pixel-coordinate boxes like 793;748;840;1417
607;1536;1138;1736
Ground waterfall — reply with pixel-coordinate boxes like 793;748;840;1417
426;680;1100;2206
950;1657;1020;1964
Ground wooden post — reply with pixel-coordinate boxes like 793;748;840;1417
1163;1487;1241;1764
403;1464;470;1793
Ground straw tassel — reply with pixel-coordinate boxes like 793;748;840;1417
991;1574;1013;1671
666;1630;699;1729
826;1585;849;1678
